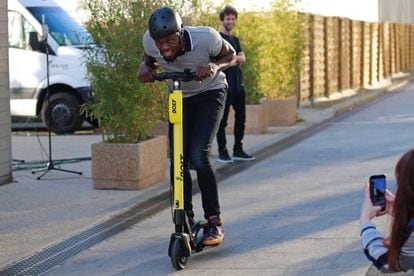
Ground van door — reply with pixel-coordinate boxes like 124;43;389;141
8;10;46;116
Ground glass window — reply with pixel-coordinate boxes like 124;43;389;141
27;7;92;46
8;11;36;50
8;11;24;48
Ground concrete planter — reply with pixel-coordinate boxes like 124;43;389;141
226;104;267;134
92;135;167;190
261;95;297;127
150;120;168;136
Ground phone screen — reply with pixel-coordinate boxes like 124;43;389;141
369;175;386;210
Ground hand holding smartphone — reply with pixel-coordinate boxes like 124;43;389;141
369;174;386;211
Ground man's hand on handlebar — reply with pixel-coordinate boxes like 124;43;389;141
137;62;158;83
195;63;218;81
137;53;159;83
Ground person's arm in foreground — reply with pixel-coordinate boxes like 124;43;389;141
360;182;395;269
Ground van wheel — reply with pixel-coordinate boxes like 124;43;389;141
41;92;84;134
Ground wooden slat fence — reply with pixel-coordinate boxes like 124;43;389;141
299;14;414;105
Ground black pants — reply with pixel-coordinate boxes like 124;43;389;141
216;87;246;152
169;89;226;218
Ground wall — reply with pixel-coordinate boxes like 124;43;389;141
379;0;414;24
0;0;12;185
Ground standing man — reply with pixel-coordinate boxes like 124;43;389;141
216;5;254;163
138;7;236;246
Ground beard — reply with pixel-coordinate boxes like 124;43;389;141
224;23;234;32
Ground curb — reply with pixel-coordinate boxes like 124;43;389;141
330;74;413;115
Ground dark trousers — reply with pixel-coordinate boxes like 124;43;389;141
169;89;226;218
216;87;246;152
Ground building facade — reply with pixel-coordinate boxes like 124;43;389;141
0;0;12;185
379;0;414;24
296;0;414;23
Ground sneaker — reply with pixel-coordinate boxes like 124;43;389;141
204;215;224;246
218;149;233;164
233;149;255;161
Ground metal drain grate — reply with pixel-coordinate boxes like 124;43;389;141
0;195;169;276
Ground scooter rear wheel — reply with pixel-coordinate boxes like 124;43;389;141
171;238;187;270
192;221;207;252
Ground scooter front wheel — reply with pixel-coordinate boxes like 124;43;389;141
171;238;187;270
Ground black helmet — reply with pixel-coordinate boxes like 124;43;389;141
148;7;183;39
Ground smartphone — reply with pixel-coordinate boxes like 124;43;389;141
369;174;386;211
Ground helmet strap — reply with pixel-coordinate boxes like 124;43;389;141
177;31;186;57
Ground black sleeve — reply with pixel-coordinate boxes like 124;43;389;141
234;36;242;54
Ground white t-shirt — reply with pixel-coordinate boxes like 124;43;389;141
143;26;229;97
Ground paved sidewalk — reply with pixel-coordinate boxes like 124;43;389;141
1;74;412;274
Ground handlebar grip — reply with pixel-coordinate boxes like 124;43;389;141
152;72;168;81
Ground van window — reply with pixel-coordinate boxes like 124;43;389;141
8;11;36;50
27;6;92;46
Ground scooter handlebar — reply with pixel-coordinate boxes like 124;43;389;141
152;69;196;82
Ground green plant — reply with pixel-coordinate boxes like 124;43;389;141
193;0;303;102
191;2;263;104
236;12;264;104
83;0;169;144
258;0;305;99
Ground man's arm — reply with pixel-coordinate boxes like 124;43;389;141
212;39;237;70
137;52;159;83
233;36;245;65
196;39;236;80
236;51;246;65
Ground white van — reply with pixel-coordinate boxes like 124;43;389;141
8;0;94;133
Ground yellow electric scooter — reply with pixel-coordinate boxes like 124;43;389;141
153;69;208;270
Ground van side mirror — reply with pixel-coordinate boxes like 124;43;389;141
29;31;44;52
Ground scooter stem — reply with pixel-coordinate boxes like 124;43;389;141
169;85;184;232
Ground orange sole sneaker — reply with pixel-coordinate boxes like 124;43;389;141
203;235;224;246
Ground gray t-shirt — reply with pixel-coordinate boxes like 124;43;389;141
143;26;229;97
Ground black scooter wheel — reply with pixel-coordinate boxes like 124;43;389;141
171;238;187;270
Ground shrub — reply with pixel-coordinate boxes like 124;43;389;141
191;4;263;104
258;0;305;99
83;0;305;140
190;1;304;103
83;0;169;144
236;12;264;104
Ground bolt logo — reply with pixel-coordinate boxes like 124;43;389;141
171;99;177;114
175;154;184;181
180;154;184;178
